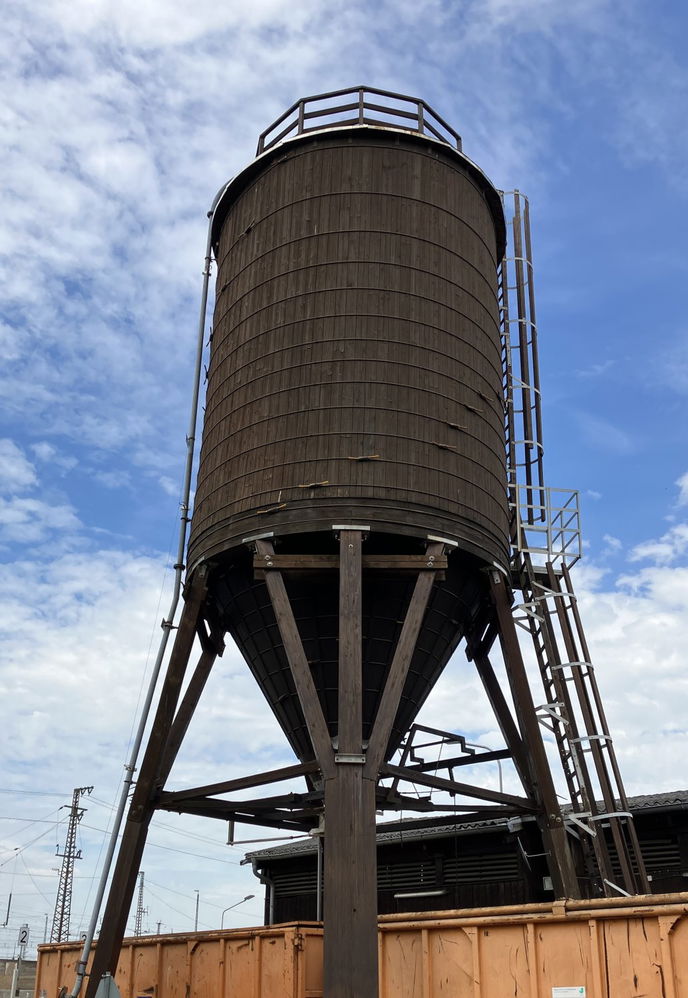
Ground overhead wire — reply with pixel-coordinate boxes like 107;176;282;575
0;824;63;868
19;852;53;907
0;789;69;798
144;884;214;931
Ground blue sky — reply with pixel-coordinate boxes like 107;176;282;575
1;0;687;959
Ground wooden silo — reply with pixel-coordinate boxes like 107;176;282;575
86;90;647;998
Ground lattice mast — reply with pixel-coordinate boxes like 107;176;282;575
134;872;146;936
499;191;648;895
51;786;93;943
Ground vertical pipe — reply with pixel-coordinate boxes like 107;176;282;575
68;182;229;998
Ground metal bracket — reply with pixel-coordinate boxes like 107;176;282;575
565;812;597;838
242;531;275;544
335;753;366;765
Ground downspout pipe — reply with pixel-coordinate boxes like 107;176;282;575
70;181;230;998
249;857;276;926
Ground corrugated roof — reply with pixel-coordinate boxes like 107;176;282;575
244;790;688;864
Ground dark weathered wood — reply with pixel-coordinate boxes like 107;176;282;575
256;540;334;776
338;531;362;753
382;794;521;816
85;572;208;998
364;542;444;777
159;802;313;832
403;748;512;774
473;651;532;790
254;553;448;573
488;569;580;898
161;789;321;812
159;761;320;804
323;769;378;998
158;645;219;786
381;763;537;811
188;134;510;573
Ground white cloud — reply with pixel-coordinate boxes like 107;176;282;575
94;469;132;490
0;439;37;493
158;475;180;497
676;470;688;506
0;496;81;544
630;523;688;565
31;441;78;472
602;533;622;551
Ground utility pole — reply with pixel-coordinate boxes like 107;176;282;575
51;787;93;943
134;872;145;937
193;890;199;932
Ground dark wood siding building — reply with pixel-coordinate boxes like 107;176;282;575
246;791;688;923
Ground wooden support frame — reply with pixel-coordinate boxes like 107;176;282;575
323;529;378;998
364;542;444;778
488;568;581;899
158;761;320;805
87;527;610;998
381;763;537;811
85;570;213;998
255;539;335;777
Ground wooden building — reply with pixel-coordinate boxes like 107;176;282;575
246;790;688;923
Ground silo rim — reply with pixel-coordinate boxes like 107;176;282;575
209;123;506;260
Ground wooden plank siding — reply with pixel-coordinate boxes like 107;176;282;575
187;132;509;573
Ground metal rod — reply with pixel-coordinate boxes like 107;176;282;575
68;187;224;997
316;835;323;921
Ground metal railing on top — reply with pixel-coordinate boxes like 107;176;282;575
257;86;463;155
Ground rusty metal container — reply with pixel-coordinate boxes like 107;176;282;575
36;893;688;997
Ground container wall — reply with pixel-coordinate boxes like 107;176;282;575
36;895;688;998
188;131;509;573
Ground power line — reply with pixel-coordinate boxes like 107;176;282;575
0;823;62;867
0;790;69;798
78;822;243;865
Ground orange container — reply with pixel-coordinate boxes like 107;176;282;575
36;893;688;997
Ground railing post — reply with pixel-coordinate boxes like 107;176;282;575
297;100;305;136
358;87;365;124
417;101;424;136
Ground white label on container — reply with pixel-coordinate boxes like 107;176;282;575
552;989;585;998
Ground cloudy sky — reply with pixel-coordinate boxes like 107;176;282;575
1;0;687;961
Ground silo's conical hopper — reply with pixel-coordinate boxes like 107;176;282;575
210;539;489;764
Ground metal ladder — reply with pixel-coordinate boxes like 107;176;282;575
500;191;648;896
513;551;648;894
